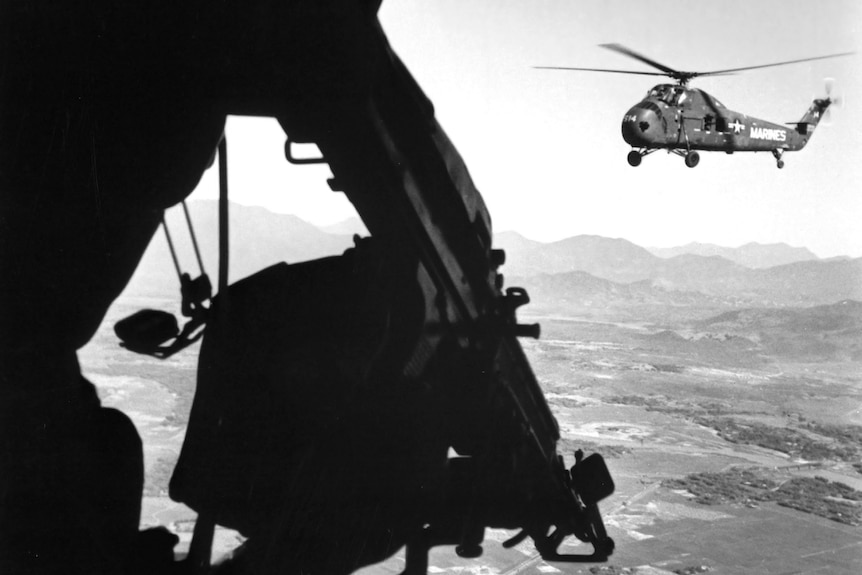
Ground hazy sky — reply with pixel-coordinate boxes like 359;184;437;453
189;0;862;258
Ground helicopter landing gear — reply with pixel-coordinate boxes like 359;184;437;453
772;149;785;169
670;148;699;168
627;149;656;166
684;151;700;168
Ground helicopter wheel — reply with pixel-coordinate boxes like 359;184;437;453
684;151;700;168
777;160;785;169
627;150;642;167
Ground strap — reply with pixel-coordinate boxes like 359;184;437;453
182;201;207;278
217;136;229;307
161;213;183;280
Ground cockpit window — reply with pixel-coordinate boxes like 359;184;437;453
648;85;672;102
648;85;688;106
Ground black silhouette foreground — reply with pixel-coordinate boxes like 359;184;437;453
0;2;614;574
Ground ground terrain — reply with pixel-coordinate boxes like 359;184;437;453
79;290;862;574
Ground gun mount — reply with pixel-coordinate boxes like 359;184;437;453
168;17;616;572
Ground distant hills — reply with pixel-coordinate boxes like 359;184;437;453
494;232;658;282
494;232;862;307
505;270;731;324
318;217;369;236
646;241;819;269
125;201;357;296
124;202;861;313
693;300;862;361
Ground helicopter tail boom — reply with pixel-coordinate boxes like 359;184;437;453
786;98;831;148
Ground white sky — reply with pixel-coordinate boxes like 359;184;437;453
189;0;862;258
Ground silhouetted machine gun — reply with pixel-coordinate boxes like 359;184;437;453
172;73;614;575
0;1;617;573
108;7;616;575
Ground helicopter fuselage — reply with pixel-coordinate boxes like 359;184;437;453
536;43;848;168
622;84;817;154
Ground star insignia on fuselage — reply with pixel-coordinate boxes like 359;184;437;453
729;119;745;134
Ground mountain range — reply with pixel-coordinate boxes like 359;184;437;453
125;202;861;310
646;241;820;269
126;201;358;296
494;231;861;307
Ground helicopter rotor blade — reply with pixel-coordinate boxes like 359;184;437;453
824;77;835;97
533;66;669;77
598;43;683;76
696;52;855;77
538;46;854;87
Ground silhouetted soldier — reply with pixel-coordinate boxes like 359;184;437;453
0;3;225;572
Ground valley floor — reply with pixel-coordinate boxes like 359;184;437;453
78;299;862;574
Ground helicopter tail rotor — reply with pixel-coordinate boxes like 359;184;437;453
820;77;843;126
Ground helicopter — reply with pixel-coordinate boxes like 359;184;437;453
537;44;853;168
